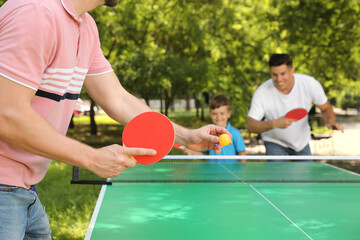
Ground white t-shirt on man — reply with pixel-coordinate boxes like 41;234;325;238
248;73;328;151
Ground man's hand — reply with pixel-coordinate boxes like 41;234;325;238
180;125;231;154
179;146;204;155
317;101;344;133
247;116;295;134
327;122;344;133
88;145;156;178
273;117;296;129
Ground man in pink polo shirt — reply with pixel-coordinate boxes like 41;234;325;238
0;0;230;238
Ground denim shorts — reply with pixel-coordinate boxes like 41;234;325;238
264;141;312;161
0;184;51;240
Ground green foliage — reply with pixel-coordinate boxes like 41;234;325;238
267;0;360;93
88;0;360;127
337;81;360;110
2;0;359;122
90;0;272;125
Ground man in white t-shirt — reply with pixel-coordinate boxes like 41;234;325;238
247;54;343;156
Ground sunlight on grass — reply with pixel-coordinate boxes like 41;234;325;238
73;115;121;125
37;162;101;240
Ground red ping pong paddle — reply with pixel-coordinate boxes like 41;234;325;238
285;108;308;121
122;112;175;165
173;143;182;149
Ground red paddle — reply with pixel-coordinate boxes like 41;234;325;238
122;112;175;165
285;108;308;121
173;143;182;149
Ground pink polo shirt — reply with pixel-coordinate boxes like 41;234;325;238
0;0;113;188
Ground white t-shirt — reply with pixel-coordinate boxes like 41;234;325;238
248;73;328;151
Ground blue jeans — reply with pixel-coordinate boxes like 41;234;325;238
0;184;51;240
264;141;312;161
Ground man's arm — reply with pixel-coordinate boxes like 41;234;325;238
317;101;343;132
246;116;295;134
180;146;206;156
0;75;156;178
84;72;230;153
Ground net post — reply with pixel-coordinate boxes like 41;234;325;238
71;166;79;184
71;166;112;185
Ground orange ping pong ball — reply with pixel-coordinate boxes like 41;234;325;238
219;134;231;146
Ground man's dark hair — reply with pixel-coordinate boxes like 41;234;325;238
209;94;231;110
269;54;293;67
105;0;118;7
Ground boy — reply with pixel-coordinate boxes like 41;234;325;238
182;94;246;162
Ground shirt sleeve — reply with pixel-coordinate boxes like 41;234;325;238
247;89;265;121
85;14;113;76
87;46;113;76
233;130;246;153
0;3;55;90
310;78;328;106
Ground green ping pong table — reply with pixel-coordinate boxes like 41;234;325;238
84;159;360;240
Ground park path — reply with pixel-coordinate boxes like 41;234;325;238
327;110;360;156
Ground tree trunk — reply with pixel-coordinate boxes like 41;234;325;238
164;91;174;116
201;94;205;121
160;95;163;114
195;96;200;118
186;93;191;110
69;115;74;129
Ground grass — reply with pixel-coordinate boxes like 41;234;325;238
37;163;101;240
36;110;208;239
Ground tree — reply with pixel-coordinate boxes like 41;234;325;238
3;0;359;129
266;0;360;95
91;0;274;125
